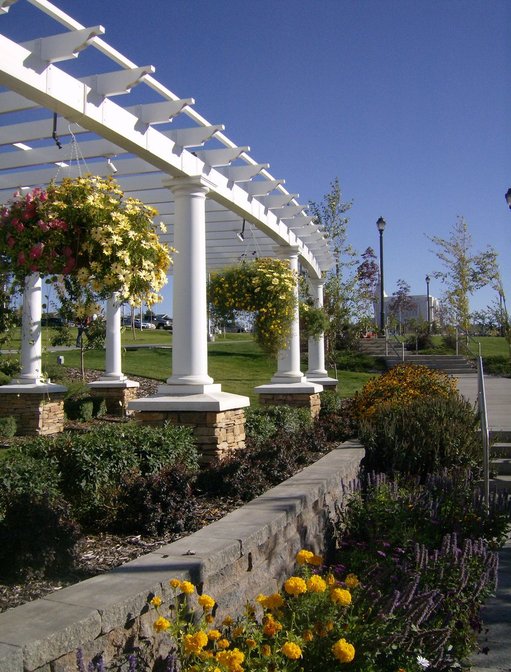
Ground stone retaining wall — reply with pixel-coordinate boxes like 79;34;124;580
0;442;364;672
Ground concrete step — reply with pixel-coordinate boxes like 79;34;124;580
491;458;511;476
491;443;511;458
384;354;475;374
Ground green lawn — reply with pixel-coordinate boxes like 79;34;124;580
33;334;374;406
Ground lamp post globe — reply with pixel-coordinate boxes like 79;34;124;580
376;217;386;335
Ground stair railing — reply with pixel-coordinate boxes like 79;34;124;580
477;353;490;510
385;330;405;361
455;326;481;360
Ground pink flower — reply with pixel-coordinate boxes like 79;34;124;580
17;251;26;266
62;258;75;274
37;219;49;232
6;235;15;249
63;246;73;258
29;242;44;260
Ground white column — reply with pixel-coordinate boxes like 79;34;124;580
101;294;125;381
271;246;306;384
18;273;43;384
306;278;328;377
163;176;215;393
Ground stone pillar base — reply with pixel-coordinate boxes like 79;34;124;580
88;380;140;416
307;376;339;391
129;391;250;463
254;382;323;419
133;408;246;463
0;383;67;436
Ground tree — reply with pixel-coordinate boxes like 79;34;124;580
309;178;355;281
428;217;498;332
388;279;416;334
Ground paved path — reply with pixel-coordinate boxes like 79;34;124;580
455;374;511;672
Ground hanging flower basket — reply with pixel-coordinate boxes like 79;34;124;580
208;257;297;355
299;302;330;339
0;175;173;305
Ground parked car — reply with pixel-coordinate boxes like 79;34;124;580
122;317;156;329
154;313;173;330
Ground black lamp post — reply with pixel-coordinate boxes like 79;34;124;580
425;274;431;332
505;188;511;210
376;216;386;335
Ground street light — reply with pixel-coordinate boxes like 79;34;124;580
376;216;386;335
505;188;511;210
425;274;431;332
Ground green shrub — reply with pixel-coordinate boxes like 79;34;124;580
483;355;511;376
111;464;198;536
0;447;61;517
0;357;19;378
0;415;16;438
245;405;312;447
359;394;481;478
198;423;330;501
0;492;81;580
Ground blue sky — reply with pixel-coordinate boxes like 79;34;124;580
2;0;510;317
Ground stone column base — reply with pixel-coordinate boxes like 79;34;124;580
258;392;321;419
0;383;67;436
254;382;323;419
129;391;250;463
133;408;247;463
307;375;339;390
88;380;140;416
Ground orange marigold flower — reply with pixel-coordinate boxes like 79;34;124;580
330;587;352;606
262;615;283;637
296;549;314;565
261;644;272;657
180;580;195;595
245;638;257;649
198;594;216;610
284;576;307;596
208;629;222;641
217;638;230;649
308;554;323;566
307;575;327;593
153;616;171;632
150;596;162;607
303;629;314;642
345;573;360;589
332;638;355;663
281;642;302;660
169;578;181;589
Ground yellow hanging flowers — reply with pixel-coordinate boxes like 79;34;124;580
208;257;297;355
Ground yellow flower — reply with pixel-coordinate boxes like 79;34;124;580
296;549;314;565
332;638;355;663
198;594;216;610
284;576;307;596
326;573;337;586
303;629;314;642
183;631;209;654
262;615;283;637
150;596;162;607
222;616;233;626
345;573;360;589
307;575;327;593
208;629;222;641
232;626;244;638
245;638;257;649
281;642;302;660
216;648;245;671
257;592;285;610
181;580;195;595
330;588;352;606
217;639;230;649
261;644;271;657
153;616;170;632
309;553;323;566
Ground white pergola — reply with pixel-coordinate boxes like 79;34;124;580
0;0;336;422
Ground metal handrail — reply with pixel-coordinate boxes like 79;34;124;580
477;354;490;510
455;326;481;359
385;330;406;361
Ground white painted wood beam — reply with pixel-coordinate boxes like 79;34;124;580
260;193;298;209
22;25;105;62
165;125;224;148
194;146;249;167
127;98;195;124
217;163;269;182
81;66;155;97
244;179;285;196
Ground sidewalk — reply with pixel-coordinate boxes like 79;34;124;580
455;374;511;672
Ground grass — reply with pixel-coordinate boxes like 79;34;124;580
32;334;376;406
